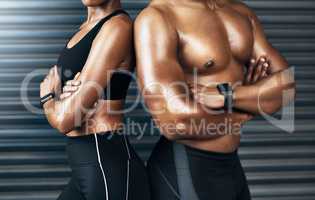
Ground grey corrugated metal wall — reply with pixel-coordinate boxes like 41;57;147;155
0;0;314;199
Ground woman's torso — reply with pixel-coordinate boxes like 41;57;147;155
57;10;133;137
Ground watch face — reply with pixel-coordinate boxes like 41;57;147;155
41;93;54;104
217;83;231;95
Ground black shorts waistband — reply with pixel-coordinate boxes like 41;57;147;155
158;136;238;161
185;145;238;161
66;130;123;144
66;131;131;166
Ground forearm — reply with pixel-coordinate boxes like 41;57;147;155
43;98;79;134
43;86;99;134
140;68;249;140
237;4;296;115
147;94;249;141
233;69;295;115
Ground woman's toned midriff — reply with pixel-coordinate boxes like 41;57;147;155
66;100;125;137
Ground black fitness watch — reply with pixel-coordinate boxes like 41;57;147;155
216;83;233;111
40;92;55;107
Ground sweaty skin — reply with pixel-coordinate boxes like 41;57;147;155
135;0;295;153
40;1;133;136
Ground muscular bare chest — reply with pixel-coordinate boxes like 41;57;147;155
173;6;254;78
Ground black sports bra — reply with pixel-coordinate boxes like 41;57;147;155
57;9;132;100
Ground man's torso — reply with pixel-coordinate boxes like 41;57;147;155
151;0;255;152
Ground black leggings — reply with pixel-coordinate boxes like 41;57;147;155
147;137;251;200
57;132;150;200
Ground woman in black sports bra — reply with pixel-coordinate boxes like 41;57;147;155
40;1;150;199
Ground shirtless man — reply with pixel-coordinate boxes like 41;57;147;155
134;0;295;199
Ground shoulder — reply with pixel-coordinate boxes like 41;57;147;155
135;5;175;36
99;12;133;37
135;3;173;28
230;1;260;22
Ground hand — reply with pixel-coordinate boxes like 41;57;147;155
244;56;270;85
40;65;61;98
189;83;225;109
60;72;81;100
59;73;99;108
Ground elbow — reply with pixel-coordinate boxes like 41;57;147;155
261;106;280;116
280;70;296;107
56;124;72;135
261;83;296;115
55;116;75;135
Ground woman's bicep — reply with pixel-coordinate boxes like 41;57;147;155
80;18;133;88
59;19;133;122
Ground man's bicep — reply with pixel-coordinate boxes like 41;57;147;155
135;9;195;117
135;8;185;88
250;11;289;73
